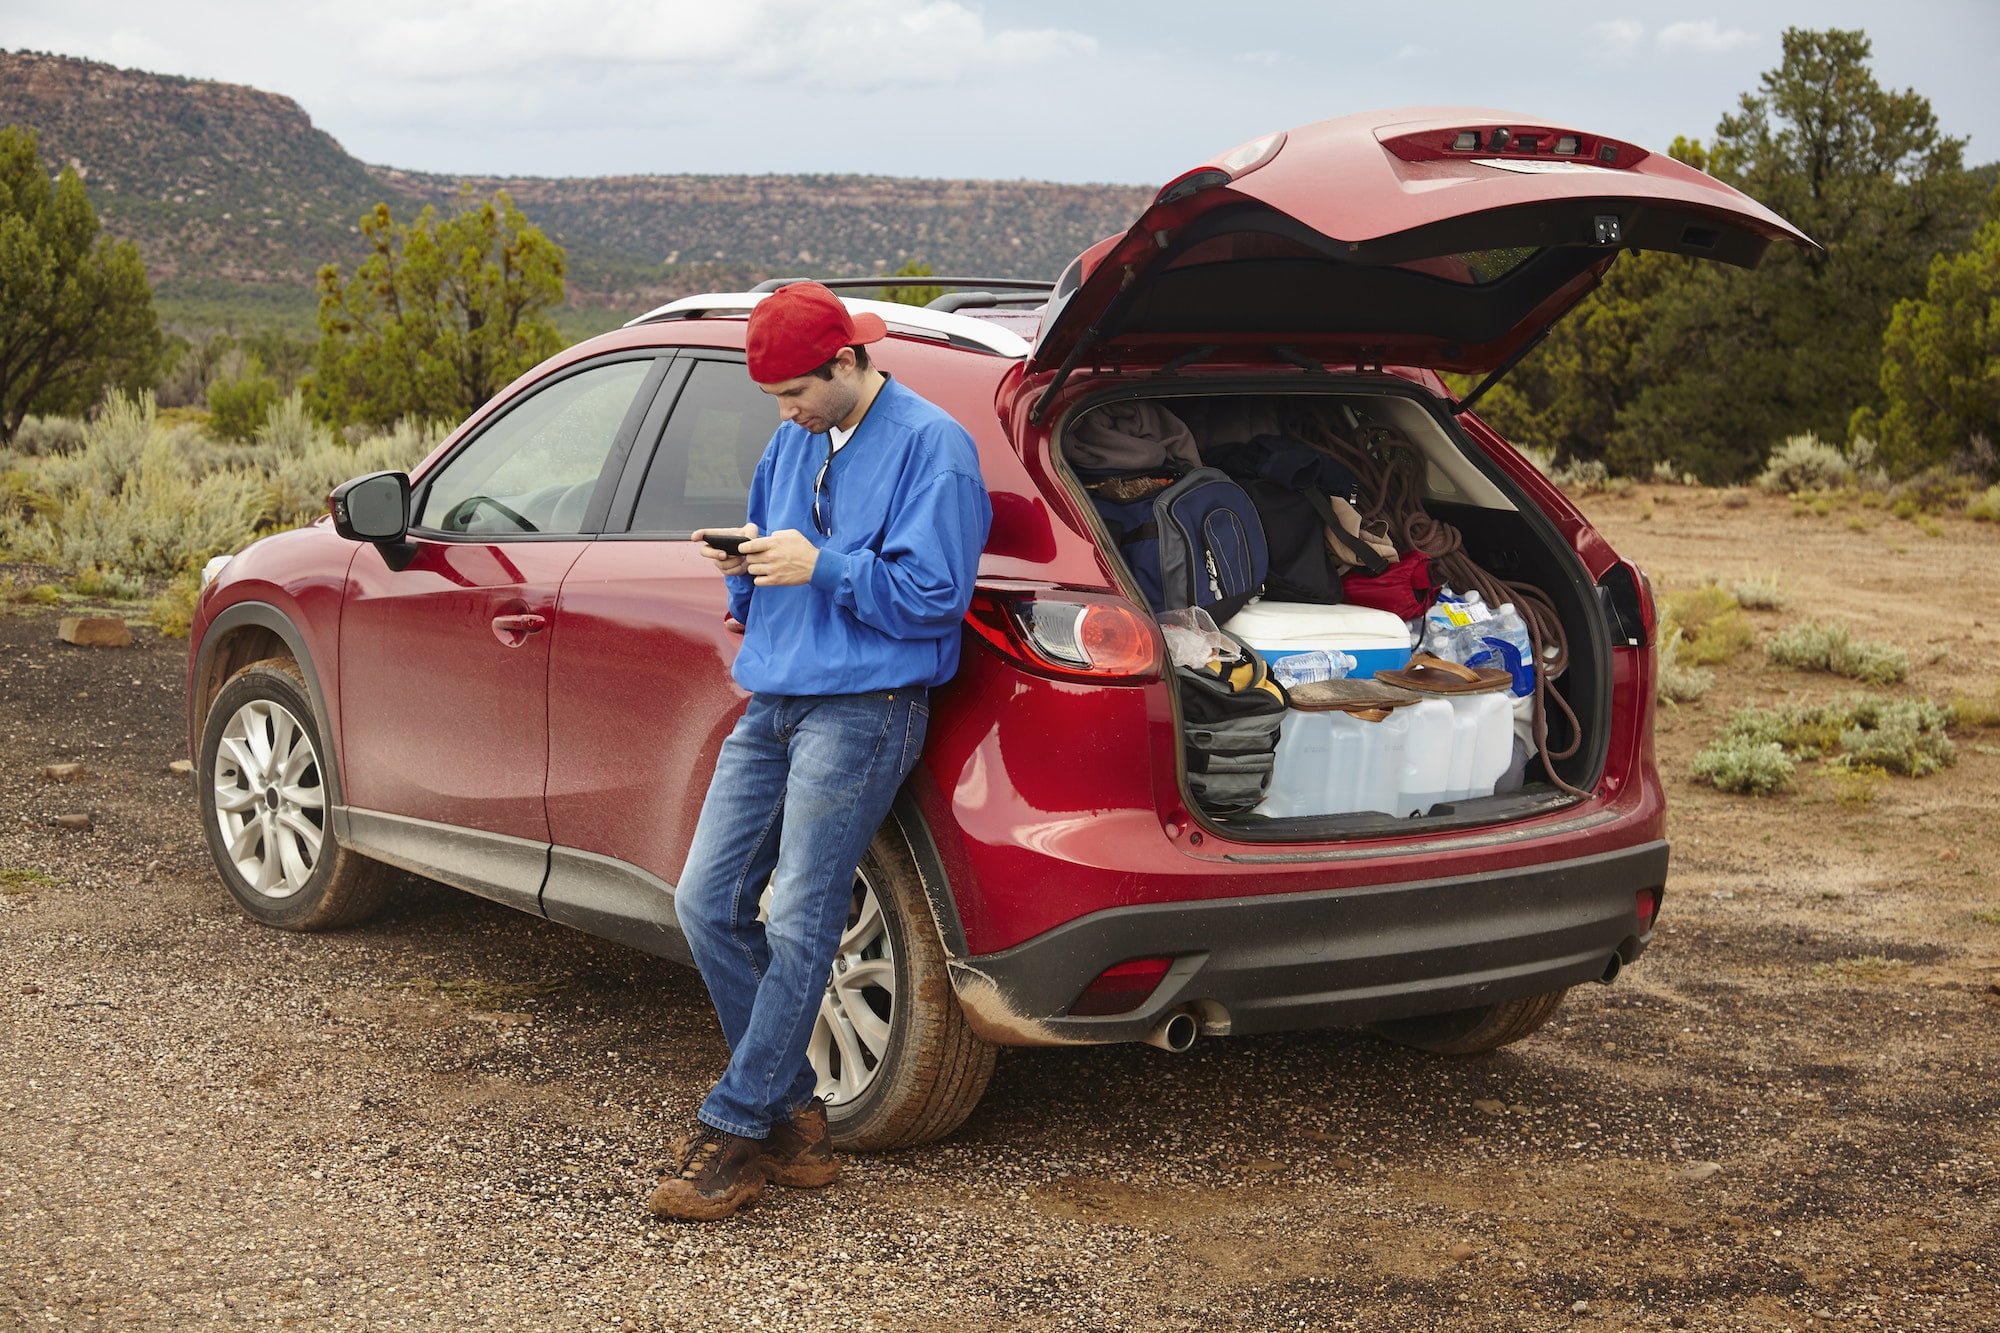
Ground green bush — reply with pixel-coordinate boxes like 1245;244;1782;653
72;564;144;600
1690;735;1796;795
8;415;85;456
1834;696;1955;776
0;391;437;591
1757;433;1852;492
1661;586;1756;664
206;356;283;443
1725;573;1791;611
1886;465;1976;516
1967;483;2000;522
1655;627;1715;704
1765;619;1909;684
1700;693;1956;790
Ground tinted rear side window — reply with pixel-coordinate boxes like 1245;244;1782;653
629;360;775;534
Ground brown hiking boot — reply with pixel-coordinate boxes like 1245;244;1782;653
646;1123;767;1221
762;1097;839;1188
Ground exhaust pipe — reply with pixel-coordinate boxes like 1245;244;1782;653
1597;952;1623;985
1145;1009;1199;1053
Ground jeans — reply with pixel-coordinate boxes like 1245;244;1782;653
673;688;928;1139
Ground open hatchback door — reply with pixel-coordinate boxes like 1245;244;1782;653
1027;106;1816;410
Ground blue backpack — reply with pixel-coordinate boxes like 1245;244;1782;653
1092;467;1267;622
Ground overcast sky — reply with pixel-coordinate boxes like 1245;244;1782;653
4;1;1996;185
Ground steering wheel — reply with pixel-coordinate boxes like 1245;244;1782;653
440;494;538;533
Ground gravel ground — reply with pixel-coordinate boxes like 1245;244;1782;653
3;492;1998;1332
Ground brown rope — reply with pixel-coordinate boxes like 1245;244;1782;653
1285;410;1589;798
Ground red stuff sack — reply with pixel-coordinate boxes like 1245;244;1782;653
1338;551;1435;620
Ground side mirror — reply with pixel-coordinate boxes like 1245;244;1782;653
330;471;410;543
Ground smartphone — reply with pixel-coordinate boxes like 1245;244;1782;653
703;533;750;555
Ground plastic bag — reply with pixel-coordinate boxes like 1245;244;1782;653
1463;603;1536;696
1420;588;1490;661
1159;606;1235;670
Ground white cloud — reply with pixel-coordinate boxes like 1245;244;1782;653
1656;19;1756;54
1589;19;1645;63
350;0;1094;89
1235;50;1284;67
1393;44;1436;63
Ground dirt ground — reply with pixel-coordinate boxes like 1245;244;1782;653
3;487;1997;1333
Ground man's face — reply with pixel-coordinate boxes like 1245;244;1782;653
759;352;860;435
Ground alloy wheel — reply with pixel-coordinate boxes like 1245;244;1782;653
809;865;897;1107
210;698;326;899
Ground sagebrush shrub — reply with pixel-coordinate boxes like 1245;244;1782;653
1835;696;1955;776
1690;736;1795;795
1655;627;1714;704
0;392;437;592
1702;693;1955;788
1725;573;1790;611
1967;484;2000;522
1765;620;1909;685
1757;433;1852;493
1661;586;1755;665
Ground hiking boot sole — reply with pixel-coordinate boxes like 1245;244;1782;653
646;1174;765;1221
764;1155;840;1189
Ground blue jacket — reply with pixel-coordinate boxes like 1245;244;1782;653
727;376;991;695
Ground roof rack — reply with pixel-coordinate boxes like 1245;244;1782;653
623;290;1036;359
750;275;1055;296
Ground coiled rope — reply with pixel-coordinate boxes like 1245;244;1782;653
1286;409;1589;797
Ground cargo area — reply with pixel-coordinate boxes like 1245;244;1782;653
1057;385;1610;840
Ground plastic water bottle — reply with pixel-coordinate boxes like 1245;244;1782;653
1271;649;1357;689
1421;589;1490;662
1464;603;1536;696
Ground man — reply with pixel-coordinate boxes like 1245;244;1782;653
648;282;991;1221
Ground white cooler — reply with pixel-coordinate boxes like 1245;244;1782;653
1221;599;1414;678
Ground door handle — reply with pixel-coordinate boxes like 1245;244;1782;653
491;613;547;646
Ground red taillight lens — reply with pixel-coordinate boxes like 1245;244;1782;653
1635;887;1661;933
966;590;1163;683
1068;957;1174;1017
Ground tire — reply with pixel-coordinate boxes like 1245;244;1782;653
1368;987;1569;1056
809;826;997;1152
197;658;393;931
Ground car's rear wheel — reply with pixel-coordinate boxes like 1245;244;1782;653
1368;987;1568;1056
197;658;393;931
809;826;996;1151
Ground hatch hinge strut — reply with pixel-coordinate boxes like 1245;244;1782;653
1153;345;1218;376
1452;260;1614;417
1269;345;1329;375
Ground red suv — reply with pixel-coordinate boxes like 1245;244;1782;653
186;108;1809;1150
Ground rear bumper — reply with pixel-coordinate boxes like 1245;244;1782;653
946;839;1668;1046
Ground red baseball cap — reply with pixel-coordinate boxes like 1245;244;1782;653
745;282;888;383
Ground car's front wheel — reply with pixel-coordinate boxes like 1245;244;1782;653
1367;987;1569;1056
809;826;996;1151
197;658;393;931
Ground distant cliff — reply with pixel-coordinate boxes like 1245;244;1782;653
0;51;1154;324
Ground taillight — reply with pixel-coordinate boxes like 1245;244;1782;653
1596;559;1655;648
1068;957;1174;1016
966;589;1163;683
1635;887;1661;933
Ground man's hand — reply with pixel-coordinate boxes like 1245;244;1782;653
741;528;821;586
692;524;758;577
